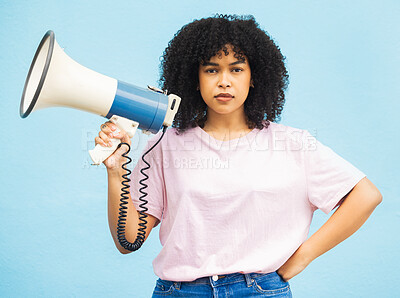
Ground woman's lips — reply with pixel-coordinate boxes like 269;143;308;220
215;93;233;102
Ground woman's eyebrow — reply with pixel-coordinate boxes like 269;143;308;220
229;61;246;66
202;62;219;66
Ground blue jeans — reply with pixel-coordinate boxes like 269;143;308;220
152;271;292;297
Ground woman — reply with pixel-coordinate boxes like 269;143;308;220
96;15;382;297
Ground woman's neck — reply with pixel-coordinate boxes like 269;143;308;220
202;110;252;138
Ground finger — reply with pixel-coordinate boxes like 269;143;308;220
105;121;118;131
100;123;112;135
95;136;108;147
99;131;113;147
108;128;124;139
108;128;130;145
100;121;117;134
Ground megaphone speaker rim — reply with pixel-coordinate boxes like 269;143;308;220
20;30;55;118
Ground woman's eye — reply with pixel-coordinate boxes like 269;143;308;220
206;69;217;74
232;68;243;73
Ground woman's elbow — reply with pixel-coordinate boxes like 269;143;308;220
358;177;383;206
374;190;383;205
119;248;132;255
113;239;133;255
367;179;383;205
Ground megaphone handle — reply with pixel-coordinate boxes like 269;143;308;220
89;138;122;165
88;116;139;165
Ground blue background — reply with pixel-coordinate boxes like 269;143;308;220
1;0;399;297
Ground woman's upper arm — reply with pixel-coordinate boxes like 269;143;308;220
143;213;160;242
353;177;383;203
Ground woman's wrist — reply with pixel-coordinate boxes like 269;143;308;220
107;167;123;178
295;241;316;266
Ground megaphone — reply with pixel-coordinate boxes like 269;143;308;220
20;30;181;164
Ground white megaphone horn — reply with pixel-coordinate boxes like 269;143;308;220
20;30;181;165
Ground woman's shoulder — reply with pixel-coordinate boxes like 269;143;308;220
146;125;197;145
155;122;309;142
260;121;310;149
165;125;197;138
262;121;306;136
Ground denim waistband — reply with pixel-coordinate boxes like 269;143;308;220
171;272;277;290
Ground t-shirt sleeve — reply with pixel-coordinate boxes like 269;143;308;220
129;134;165;226
303;130;366;214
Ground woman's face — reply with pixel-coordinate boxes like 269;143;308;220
198;45;252;120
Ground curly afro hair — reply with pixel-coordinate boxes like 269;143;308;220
159;14;289;134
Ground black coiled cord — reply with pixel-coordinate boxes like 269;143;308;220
116;126;168;251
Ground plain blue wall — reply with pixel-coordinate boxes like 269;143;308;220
1;0;399;297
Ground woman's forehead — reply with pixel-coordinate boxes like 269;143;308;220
202;44;247;63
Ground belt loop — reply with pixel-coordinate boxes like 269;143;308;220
244;274;253;287
173;281;181;290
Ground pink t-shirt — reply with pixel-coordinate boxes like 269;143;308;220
131;121;366;281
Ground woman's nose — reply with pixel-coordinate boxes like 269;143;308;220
218;72;231;88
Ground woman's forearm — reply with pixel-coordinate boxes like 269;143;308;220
107;168;140;254
299;177;382;263
277;177;382;281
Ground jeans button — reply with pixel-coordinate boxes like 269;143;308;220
212;275;218;281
